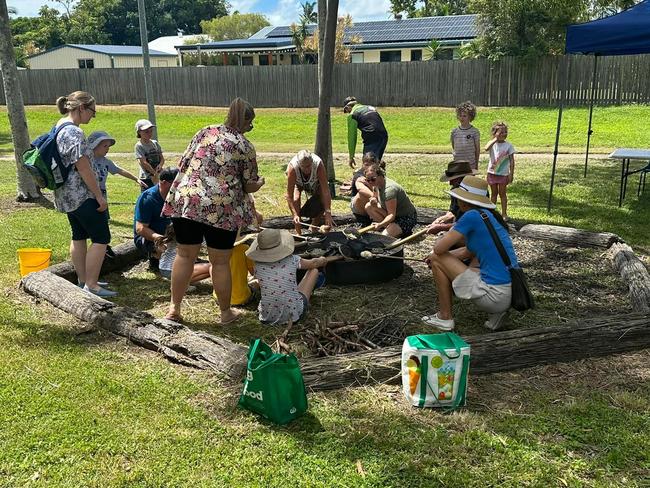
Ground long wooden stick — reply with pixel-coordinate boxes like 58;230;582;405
385;227;429;250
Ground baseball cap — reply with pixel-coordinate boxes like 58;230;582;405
135;119;155;137
343;96;357;111
87;131;116;150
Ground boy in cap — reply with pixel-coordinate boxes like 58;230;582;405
134;119;165;191
426;160;477;235
343;96;389;169
89;130;147;258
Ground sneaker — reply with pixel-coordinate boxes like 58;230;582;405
78;281;109;288
484;311;508;331
421;312;455;331
83;285;118;298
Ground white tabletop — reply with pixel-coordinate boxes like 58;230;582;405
608;148;650;160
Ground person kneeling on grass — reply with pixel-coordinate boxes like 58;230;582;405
246;229;337;326
157;224;211;286
422;176;517;332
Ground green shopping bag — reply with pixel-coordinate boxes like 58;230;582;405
238;338;308;425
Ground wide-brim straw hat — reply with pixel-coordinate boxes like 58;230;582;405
445;175;496;209
439;160;478;182
245;229;295;262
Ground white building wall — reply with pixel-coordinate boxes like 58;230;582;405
112;56;177;68
28;46;111;69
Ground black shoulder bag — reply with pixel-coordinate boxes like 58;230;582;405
479;211;534;312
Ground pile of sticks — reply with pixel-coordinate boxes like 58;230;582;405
302;317;380;356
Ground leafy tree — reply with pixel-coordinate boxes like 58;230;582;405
390;0;470;17
200;13;269;41
300;2;318;23
304;14;360;63
423;39;440;60
468;0;642;60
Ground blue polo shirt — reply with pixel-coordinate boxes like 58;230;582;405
452;209;518;285
133;184;170;238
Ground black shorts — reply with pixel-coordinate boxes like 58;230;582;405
67;198;111;244
171;217;238;250
300;193;324;219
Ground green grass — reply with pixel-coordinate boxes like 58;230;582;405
3;104;650;154
0;109;649;486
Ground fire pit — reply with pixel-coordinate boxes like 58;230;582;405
295;231;404;285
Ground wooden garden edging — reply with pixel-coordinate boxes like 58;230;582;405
22;213;650;390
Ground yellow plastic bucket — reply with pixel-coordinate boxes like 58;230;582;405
17;248;52;277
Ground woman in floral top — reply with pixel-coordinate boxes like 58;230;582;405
54;91;117;298
162;98;265;324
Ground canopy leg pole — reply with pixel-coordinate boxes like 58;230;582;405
548;56;570;212
584;54;599;178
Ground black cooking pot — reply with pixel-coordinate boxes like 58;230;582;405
295;231;403;285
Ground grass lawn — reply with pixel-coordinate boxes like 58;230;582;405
3;104;650;155
0;112;649;486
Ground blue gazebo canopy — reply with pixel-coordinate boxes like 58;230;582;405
566;0;650;56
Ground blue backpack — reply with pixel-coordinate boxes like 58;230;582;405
22;122;75;191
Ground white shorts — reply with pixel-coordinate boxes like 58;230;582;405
452;268;511;313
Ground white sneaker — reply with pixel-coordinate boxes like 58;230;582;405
422;313;455;331
484;311;508;331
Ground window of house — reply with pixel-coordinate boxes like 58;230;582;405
291;54;300;65
410;50;422;61
351;52;364;63
242;56;254;66
259;54;269;65
78;59;94;69
380;51;401;63
436;49;453;60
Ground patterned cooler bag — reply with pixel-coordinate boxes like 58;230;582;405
401;332;470;409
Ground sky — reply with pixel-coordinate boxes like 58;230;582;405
14;0;396;25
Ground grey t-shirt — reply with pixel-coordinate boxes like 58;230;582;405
92;155;120;196
53;125;94;213
134;139;163;180
451;125;480;170
380;177;416;217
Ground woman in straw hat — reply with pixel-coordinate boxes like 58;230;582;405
423;175;518;332
246;229;338;325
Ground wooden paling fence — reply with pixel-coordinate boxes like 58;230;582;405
5;54;650;108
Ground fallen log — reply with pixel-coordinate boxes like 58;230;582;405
46;241;142;283
300;313;650;391
608;242;650;312
21;271;247;379
518;224;620;249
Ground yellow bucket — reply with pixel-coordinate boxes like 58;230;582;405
17;248;52;277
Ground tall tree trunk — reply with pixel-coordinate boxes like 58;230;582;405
0;0;40;201
314;0;338;196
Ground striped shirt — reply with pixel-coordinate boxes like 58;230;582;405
451;125;480;170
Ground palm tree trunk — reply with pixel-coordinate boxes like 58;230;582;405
0;0;40;201
314;0;338;196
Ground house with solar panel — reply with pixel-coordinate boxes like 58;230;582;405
27;44;178;69
176;15;478;66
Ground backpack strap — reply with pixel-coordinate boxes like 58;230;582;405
52;121;76;139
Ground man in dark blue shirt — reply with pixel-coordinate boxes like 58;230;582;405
133;167;178;269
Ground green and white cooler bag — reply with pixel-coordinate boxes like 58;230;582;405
401;332;470;409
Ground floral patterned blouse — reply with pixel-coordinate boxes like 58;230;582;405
162;124;260;231
54;124;94;213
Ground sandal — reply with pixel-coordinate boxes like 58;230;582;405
421;312;455;331
219;308;244;325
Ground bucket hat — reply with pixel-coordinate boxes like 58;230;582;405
446;175;496;209
439;160;478;182
87;131;116;150
245;229;295;263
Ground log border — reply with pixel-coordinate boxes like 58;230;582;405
22;209;650;391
